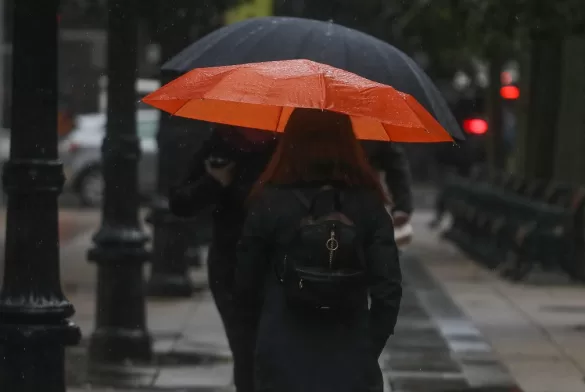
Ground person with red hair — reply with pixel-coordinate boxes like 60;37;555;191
230;108;402;392
171;110;410;392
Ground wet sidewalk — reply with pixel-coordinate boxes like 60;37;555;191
66;268;235;391
383;253;517;392
0;208;530;391
64;253;520;391
66;255;520;392
412;211;585;392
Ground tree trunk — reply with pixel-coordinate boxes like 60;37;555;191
553;35;585;184
513;47;531;176
520;33;563;180
155;2;196;194
486;53;505;174
145;1;203;297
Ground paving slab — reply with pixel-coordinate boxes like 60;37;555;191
411;210;585;392
388;251;519;392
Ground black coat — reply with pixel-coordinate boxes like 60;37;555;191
236;185;402;392
169;129;278;250
361;141;413;215
169;132;414;228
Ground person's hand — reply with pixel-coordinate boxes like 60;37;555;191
392;211;410;227
393;211;413;247
204;159;235;187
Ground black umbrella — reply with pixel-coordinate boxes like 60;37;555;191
162;16;464;140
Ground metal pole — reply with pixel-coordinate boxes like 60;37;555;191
0;0;81;391
0;0;4;211
0;0;4;130
145;4;199;298
146;100;196;298
87;0;152;362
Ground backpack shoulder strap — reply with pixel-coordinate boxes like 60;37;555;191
292;189;312;210
292;186;344;213
323;186;344;212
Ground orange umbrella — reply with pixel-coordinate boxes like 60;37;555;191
143;59;453;143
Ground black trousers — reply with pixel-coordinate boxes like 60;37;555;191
208;244;260;392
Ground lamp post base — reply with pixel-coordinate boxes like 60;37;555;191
146;199;195;298
87;228;152;364
146;274;195;298
88;328;152;363
0;321;80;392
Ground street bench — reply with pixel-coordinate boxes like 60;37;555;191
439;174;585;282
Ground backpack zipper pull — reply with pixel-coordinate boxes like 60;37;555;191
326;228;339;269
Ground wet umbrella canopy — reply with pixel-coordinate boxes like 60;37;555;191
162;16;464;140
144;59;453;143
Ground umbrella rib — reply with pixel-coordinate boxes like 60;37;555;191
293;22;322;60
168;99;194;117
210;22;267;66
161;69;243;114
275;106;285;131
240;21;289;63
200;67;248;103
319;72;327;109
339;28;351;77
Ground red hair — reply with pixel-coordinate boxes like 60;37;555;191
250;108;387;202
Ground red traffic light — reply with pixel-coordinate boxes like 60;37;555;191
501;85;520;100
463;118;488;135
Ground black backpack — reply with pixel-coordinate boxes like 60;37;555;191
275;187;367;312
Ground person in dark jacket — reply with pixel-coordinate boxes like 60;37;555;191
228;108;402;392
169;124;277;392
169;123;411;392
362;140;413;226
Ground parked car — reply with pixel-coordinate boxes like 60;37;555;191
59;110;159;207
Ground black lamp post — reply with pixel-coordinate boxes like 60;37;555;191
0;0;81;391
145;111;198;298
145;4;200;298
87;0;152;362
